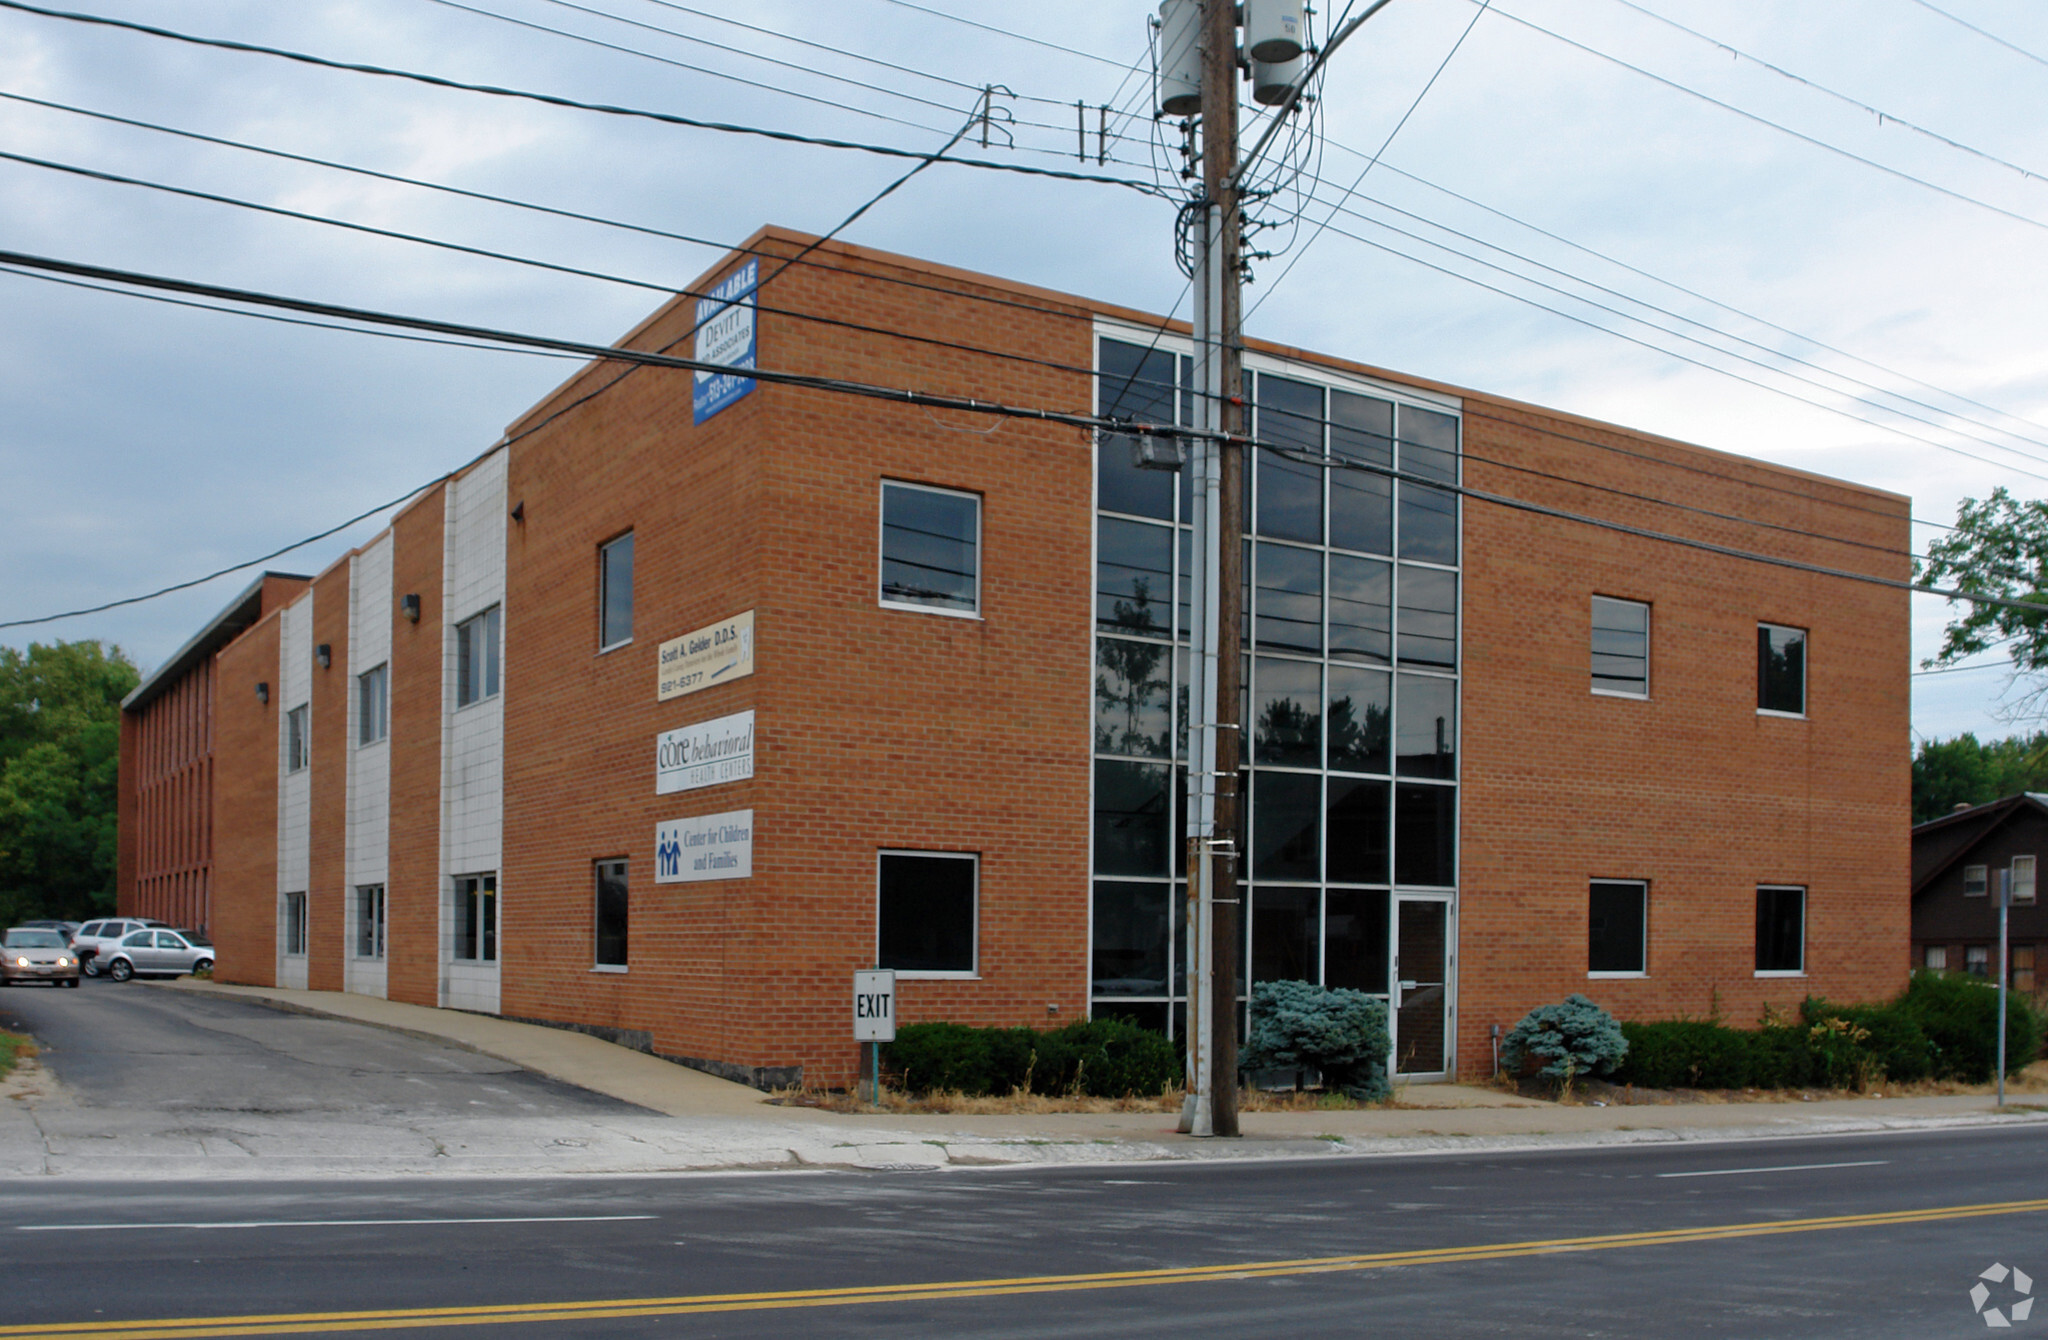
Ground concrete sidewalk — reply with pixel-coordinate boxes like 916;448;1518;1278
119;978;2048;1166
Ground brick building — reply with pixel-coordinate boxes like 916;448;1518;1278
1911;794;2044;991
122;227;1913;1087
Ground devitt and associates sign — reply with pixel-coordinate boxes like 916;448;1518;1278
655;809;753;884
657;610;754;701
692;258;757;424
656;710;755;795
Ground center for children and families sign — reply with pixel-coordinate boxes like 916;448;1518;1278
692;258;757;424
655;809;752;884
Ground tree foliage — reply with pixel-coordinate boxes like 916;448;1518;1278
0;641;138;923
1918;487;2048;689
1911;732;2048;822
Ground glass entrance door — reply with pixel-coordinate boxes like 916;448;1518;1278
1394;898;1450;1077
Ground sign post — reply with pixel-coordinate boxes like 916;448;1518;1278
1997;867;2011;1108
853;969;896;1107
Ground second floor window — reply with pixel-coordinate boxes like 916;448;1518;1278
357;664;389;745
1758;623;1807;716
880;481;980;616
600;532;634;650
284;705;309;772
1591;596;1649;697
2015;855;2037;905
457;607;502;707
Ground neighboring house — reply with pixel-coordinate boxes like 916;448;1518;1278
1911;794;2045;992
121;228;1912;1088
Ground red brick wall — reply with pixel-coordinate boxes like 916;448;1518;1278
386;488;447;1009
1457;397;1911;1069
306;565;352;991
212;616;281;985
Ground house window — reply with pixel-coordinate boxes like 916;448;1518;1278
282;891;307;957
1755;885;1805;974
599;532;634;651
1588;880;1647;975
1964;865;1988;897
357;664;389;745
456;607;502;707
1966;944;1990;977
2015;945;2036;993
453;873;497;962
284;705;309;773
356;884;385;959
877;851;977;975
880;481;980;616
1757;623;1807;716
2013;856;2037;905
1591;597;1649;697
594;859;628;969
1924;944;1948;971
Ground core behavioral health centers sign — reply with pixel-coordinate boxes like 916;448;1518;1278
692;258;756;424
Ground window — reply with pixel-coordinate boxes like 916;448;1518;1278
1591;597;1649;697
284;705;309;772
880;481;980;615
599;533;634;650
456;607;502;707
1964;865;1988;897
355;885;385;959
1755;885;1805;974
2014;856;2037;905
594;859;628;969
357;664;389;745
282;892;307;957
1758;623;1807;716
877;851;977;975
2015;945;2036;994
453;873;497;962
1589;880;1648;975
1966;944;1990;977
1924;944;1948;971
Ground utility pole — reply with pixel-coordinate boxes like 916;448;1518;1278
1997;866;2011;1108
1200;0;1244;1139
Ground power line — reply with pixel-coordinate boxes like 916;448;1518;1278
0;0;1165;196
1474;1;2048;238
866;0;1132;71
1605;0;2048;185
1904;0;2048;70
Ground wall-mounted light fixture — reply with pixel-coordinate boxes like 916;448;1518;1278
510;500;525;523
315;643;332;669
400;594;421;623
255;682;270;705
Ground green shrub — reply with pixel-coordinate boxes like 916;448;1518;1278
1242;980;1392;1100
1897;970;2044;1081
1502;995;1627;1082
884;1018;1181;1098
1614;1020;1751;1089
1799;997;1934;1086
1746;1023;1816;1089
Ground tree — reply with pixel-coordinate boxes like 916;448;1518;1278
1912;732;2048;823
1918;488;2048;715
0;641;138;922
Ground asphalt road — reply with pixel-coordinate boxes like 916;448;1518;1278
0;974;636;1119
4;1124;2046;1338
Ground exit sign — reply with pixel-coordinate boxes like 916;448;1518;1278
853;970;896;1042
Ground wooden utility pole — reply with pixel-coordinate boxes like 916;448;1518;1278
1201;0;1243;1138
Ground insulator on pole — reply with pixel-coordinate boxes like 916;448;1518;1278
1244;0;1306;64
1157;0;1203;117
1250;51;1306;106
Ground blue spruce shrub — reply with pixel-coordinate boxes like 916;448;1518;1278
1242;980;1392;1101
1502;994;1628;1081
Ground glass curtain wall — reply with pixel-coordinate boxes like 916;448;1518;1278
1090;334;1461;1046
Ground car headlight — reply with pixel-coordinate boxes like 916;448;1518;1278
56;957;70;966
12;957;26;967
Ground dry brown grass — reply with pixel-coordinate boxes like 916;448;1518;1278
768;1082;1405;1115
0;1031;36;1080
1574;1059;2048;1107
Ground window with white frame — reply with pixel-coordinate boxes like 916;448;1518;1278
456;607;502;707
879;481;980;615
877;851;977;975
453;872;497;961
1588;880;1647;975
1590;597;1649;697
355;884;385;959
357;664;389;745
1924;944;1948;970
1967;944;1990;977
282;891;307;957
1964;864;1988;897
1757;623;1807;716
594;859;627;969
599;532;634;651
284;705;309;773
1755;885;1805;974
2014;855;2037;904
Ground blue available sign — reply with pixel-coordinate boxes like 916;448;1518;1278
692;258;758;425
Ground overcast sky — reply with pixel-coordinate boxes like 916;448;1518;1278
2;0;2044;744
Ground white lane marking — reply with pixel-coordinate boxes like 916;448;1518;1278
17;1214;657;1232
1656;1159;1890;1179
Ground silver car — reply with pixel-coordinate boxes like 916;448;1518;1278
2;927;82;987
101;928;214;982
72;917;168;976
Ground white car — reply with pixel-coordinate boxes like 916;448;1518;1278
72;918;168;976
100;928;214;982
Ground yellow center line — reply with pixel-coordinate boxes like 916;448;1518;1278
10;1195;2047;1339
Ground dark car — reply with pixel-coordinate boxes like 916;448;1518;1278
2;927;82;987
